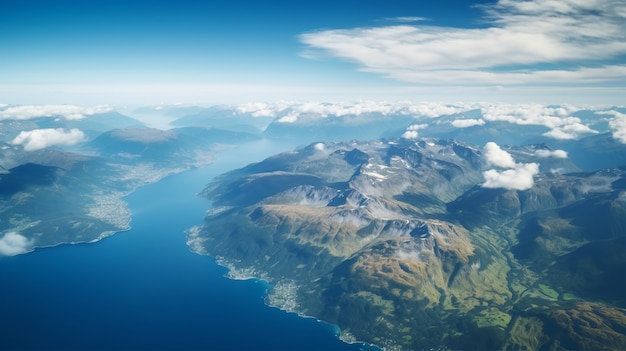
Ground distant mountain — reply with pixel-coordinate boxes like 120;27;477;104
170;106;273;133
24;112;145;139
132;105;206;118
550;133;626;171
427;120;556;146
63;111;143;134
192;137;626;351
88;127;185;161
263;112;414;143
0;120;40;143
0;126;260;254
87;126;259;165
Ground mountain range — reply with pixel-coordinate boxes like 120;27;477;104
2;103;626;349
0;124;260;253
192;137;626;350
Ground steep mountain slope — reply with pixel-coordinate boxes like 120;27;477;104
192;138;626;351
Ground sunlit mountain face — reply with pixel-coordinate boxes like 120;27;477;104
1;0;626;350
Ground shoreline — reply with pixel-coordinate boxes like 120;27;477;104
5;152;385;350
9;160;215;258
184;230;384;351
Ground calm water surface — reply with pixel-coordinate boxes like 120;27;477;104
0;140;375;350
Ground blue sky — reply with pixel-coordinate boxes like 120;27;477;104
1;0;625;105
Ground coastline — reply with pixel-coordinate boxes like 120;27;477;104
14;161;209;257
2;141;388;351
185;228;384;351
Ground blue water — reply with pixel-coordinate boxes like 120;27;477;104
0;140;376;350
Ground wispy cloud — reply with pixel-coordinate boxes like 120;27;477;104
11;128;86;151
380;16;427;24
0;232;33;256
0;104;111;120
534;149;568;158
300;0;626;85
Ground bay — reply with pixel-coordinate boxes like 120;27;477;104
0;139;374;350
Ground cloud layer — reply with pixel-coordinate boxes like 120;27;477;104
0;232;32;256
0;104;111;120
237;101;469;125
11;128;86;151
300;0;626;85
236;101;602;141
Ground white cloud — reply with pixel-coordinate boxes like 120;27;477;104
314;142;325;151
542;123;598;140
0;104;112;120
401;124;428;139
300;0;626;85
405;103;470;118
294;101;401;117
600;110;626;143
11;128;86;151
451;118;485;128
482;162;540;191
481;103;577;127
276;111;299;123
0;232;33;256
534;149;568;158
482;141;539;190
483;142;517;168
236;101;290;117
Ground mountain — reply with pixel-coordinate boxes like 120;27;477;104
0;126;261;254
87;126;259;165
36;111;145;137
550;133;626;171
132;104;207;118
191;138;626;351
0;112;145;142
418;109;554;146
170;106;274;133
0;163;58;196
262;112;415;143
